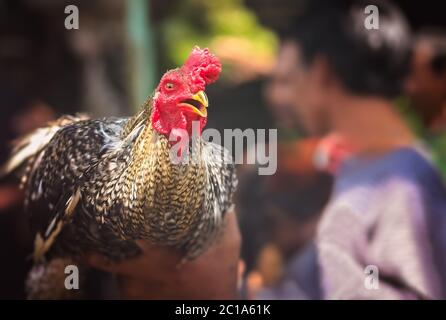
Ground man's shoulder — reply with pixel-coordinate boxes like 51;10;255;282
324;147;446;225
337;147;443;195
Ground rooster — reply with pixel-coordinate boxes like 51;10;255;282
4;47;237;299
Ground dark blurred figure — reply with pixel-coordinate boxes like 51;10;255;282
236;138;327;295
246;170;332;300
406;29;446;132
273;0;446;299
405;29;446;177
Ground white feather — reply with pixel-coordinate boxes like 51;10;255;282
3;126;61;175
2;115;88;176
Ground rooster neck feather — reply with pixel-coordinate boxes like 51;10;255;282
92;102;209;244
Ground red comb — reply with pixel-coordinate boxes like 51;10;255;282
182;47;222;91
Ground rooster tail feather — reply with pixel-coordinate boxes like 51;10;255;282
1;114;89;177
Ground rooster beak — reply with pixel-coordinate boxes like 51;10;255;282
179;91;209;117
193;91;209;109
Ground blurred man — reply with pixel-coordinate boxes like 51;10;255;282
405;30;446;176
271;0;446;299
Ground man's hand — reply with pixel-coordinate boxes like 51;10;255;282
86;211;241;299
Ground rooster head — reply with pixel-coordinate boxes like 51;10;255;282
150;47;222;137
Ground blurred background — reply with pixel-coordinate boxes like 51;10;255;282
0;0;445;299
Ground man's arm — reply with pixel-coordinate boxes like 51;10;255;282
86;211;241;299
317;179;442;299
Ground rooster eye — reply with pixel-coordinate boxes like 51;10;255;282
165;82;175;90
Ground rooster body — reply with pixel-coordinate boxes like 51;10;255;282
6;48;237;298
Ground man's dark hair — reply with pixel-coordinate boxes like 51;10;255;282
283;0;412;98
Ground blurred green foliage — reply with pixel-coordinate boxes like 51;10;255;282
396;96;446;180
160;0;278;79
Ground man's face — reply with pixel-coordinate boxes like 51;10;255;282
405;41;446;125
268;40;328;135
